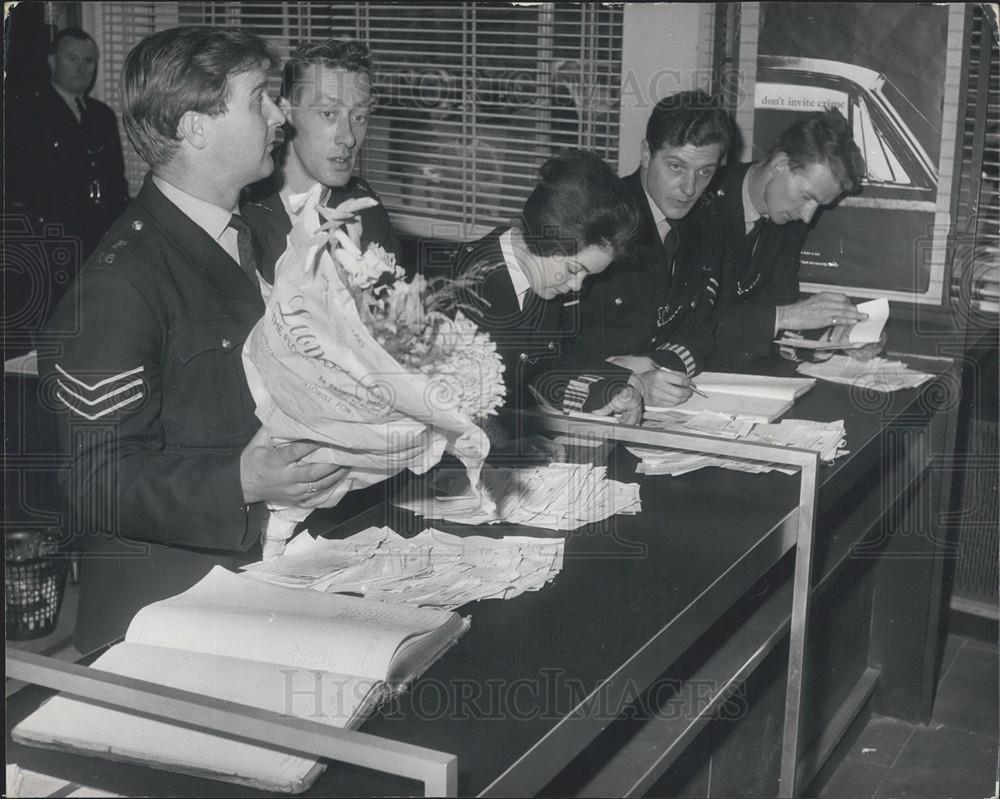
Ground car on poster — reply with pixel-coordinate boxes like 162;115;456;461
754;55;939;295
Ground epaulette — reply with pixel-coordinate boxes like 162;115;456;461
91;216;143;267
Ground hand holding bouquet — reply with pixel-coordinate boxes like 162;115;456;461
243;184;505;556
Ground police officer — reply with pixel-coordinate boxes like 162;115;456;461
6;27;130;314
242;39;402;284
712;109;874;366
561;91;733;408
455;150;644;436
39;27;348;653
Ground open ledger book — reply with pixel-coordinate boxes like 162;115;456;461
13;567;469;793
646;372;816;423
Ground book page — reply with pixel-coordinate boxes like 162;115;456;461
648;392;791;422
693;372;816;401
125;566;458;681
12;642;376;793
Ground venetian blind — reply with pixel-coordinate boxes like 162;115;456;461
96;1;624;240
953;5;999;317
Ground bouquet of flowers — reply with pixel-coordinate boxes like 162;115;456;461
243;184;505;556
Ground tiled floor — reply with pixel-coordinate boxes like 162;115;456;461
817;634;999;799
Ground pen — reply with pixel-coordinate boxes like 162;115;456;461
657;365;709;398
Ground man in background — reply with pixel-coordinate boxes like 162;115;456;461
39;26;347;653
6;27;130;314
712;109;875;365
242;39;402;283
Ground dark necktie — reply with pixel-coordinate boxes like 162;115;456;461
747;217;765;261
74;96;87;122
227;214;260;287
662;226;680;278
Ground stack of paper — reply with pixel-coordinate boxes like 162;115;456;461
797;355;933;391
628;416;847;477
241;526;565;609
393;462;641;531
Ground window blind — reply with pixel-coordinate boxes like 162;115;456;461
96;1;624;240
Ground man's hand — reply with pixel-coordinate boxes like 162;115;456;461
777;292;867;332
632;367;693;408
591;381;643;425
815;324;887;362
240;426;348;508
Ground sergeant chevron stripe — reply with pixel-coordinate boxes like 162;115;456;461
55;364;145;420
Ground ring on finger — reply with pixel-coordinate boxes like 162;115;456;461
308;481;316;494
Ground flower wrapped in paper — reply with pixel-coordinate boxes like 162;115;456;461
243;184;504;556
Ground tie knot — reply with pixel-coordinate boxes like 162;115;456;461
228;214;250;236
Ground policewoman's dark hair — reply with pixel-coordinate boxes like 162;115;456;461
520;149;641;260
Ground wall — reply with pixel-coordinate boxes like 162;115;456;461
617;3;713;175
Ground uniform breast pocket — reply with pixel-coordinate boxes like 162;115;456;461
168;319;257;445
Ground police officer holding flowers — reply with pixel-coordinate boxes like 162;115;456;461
39;27;348;653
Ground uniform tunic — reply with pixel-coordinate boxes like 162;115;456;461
561;170;722;377
713;161;811;359
6;85;129;261
38;174;267;652
454;228;630;414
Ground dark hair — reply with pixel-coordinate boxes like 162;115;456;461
767;109;866;192
281;39;372;100
122;27;278;167
50;27;95;55
645;90;734;156
520;150;640;259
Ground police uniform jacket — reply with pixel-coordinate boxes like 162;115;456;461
242;172;402;285
454;228;630;414
560;170;721;377
6;84;129;262
714;161;810;358
39;174;267;653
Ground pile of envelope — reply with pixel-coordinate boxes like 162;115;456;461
797;355;933;391
628;414;847;477
240;525;566;609
392;462;642;531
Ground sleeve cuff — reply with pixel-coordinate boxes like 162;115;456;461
653;343;697;376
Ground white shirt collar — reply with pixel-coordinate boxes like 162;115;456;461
743;166;764;233
643;187;672;237
281;182;331;219
152;175;235;243
499;229;533;312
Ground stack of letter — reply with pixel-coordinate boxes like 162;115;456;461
242;525;565;609
797;354;933;391
628;414;847;476
393;462;641;531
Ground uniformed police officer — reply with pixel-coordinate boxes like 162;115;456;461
6;27;130;317
560;91;733;408
455;150;644;438
39;27;349;653
242;39;402;283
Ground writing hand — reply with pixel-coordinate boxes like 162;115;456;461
240;426;348;507
633;367;693;408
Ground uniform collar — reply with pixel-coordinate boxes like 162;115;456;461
152;175;235;244
742;164;764;232
51;82;85;119
281;182;331;218
499;229;533;312
643;186;673;238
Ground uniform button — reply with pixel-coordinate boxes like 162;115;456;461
614;297;623;306
650;337;656;344
690;299;697;309
221;338;233;350
519;352;529;362
547;341;555;351
131;220;144;231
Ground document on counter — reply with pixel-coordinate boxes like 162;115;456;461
796;354;933;391
774;297;889;351
628;418;848;477
243;525;566;609
646;372;816;423
13;567;468;793
393;462;640;531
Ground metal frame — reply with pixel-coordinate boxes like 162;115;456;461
5;649;457;797
8;413;820;798
523;411;820;798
